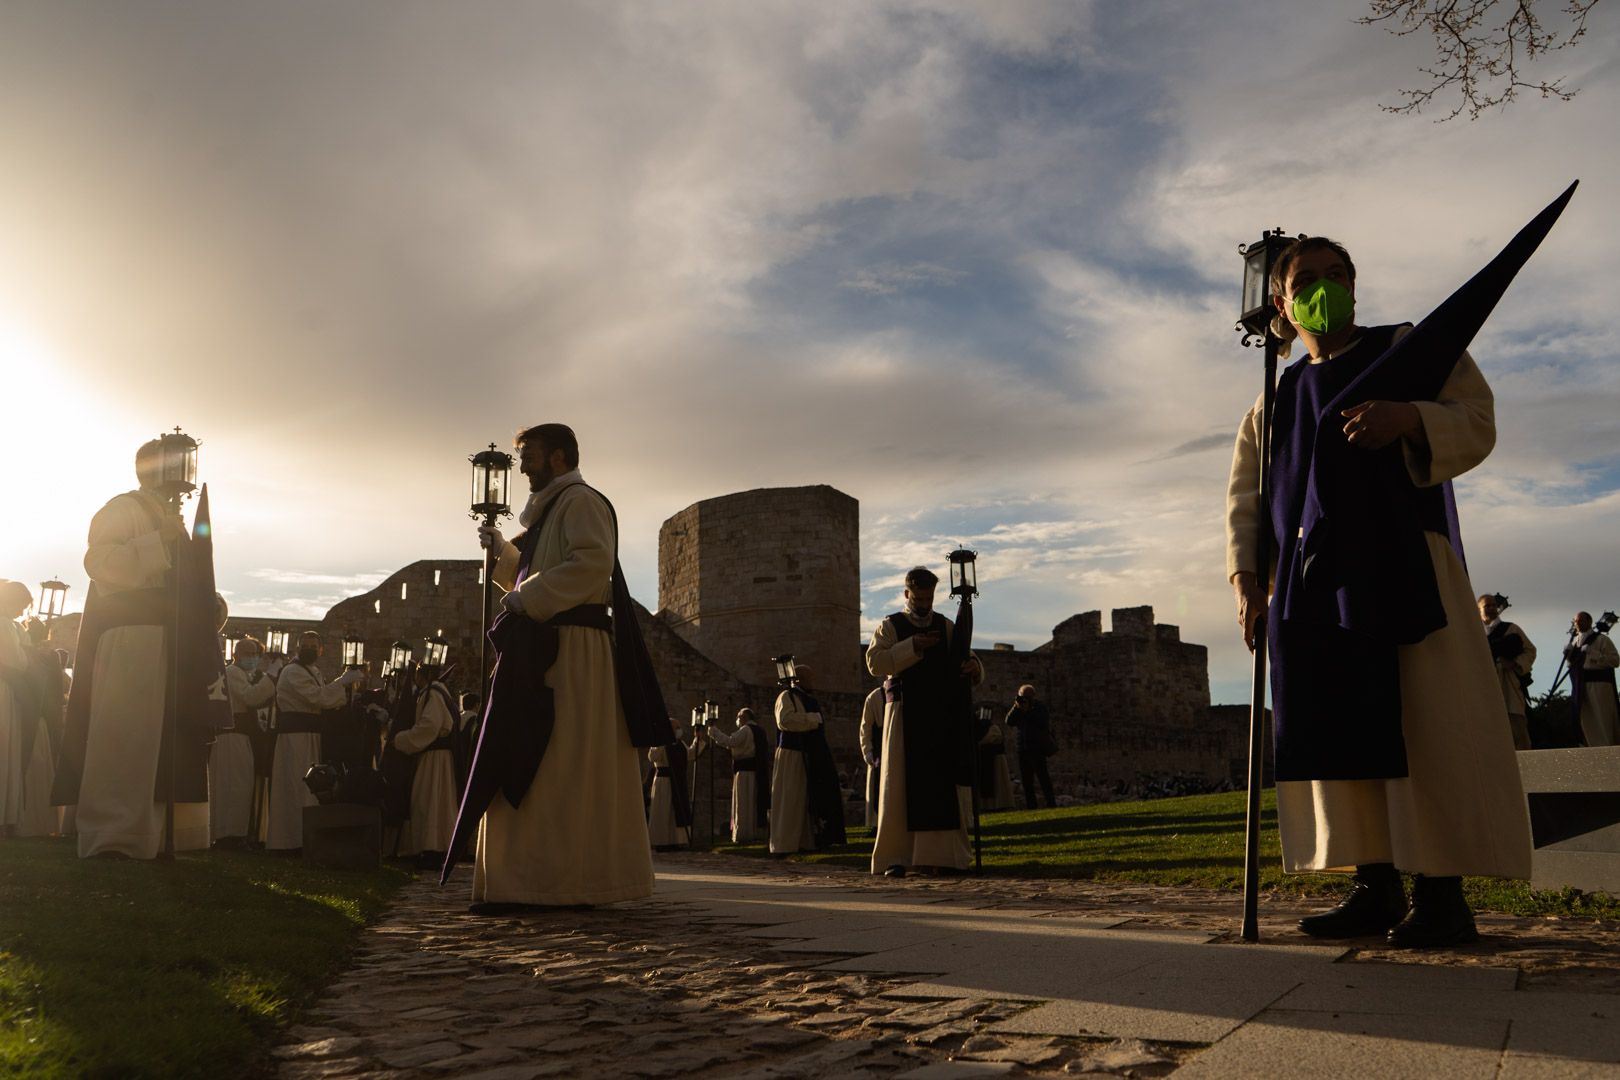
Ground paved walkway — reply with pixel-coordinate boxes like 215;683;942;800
274;854;1620;1078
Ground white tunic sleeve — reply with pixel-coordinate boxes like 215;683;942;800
276;663;349;713
866;616;923;678
1226;391;1266;583
774;691;821;732
394;686;454;754
1586;634;1620;670
858;689;883;761
512;490;615;622
1403;347;1495;487
225;665;277;712
84;492;172;591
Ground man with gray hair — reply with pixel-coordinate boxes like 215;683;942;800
1566;611;1619;747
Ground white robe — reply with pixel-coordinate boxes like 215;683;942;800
0;621;27;830
1575;631;1620;747
709;722;763;842
394;681;460;856
1226;335;1532;878
210;662;276;842
865;612;984;872
858;687;884;827
473;471;654;905
74;489;209;859
264;660;349;850
646;743;690;848
769;689;821;854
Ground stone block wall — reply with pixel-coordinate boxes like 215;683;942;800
658;486;861;694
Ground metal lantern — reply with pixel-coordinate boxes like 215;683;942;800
469;443;515;521
422;631;449;667
223;634;240;664
341;634;366;669
37;577;68;621
388;639;412;675
976;702;993;724
772;653;797;685
691;705;704;730
705;699;720;725
155;427;199;502
1236;229;1299;344
266;628;290;656
948;547;978;600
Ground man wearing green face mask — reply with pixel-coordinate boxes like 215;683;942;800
1225;236;1531;950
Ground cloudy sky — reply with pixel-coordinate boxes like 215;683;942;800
3;1;1617;705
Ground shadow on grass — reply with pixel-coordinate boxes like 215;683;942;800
0;837;409;1080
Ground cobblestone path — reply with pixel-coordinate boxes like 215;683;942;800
272;853;1620;1079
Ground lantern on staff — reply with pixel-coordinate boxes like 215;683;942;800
469;444;514;524
154;427;199;504
341;633;367;670
266;628;290;657
947;547;978;601
772;654;796;686
422;631;449;668
37;577;68;622
387;639;411;676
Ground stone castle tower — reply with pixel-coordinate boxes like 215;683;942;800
657;485;861;694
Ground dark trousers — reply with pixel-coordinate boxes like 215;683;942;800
1019;754;1055;809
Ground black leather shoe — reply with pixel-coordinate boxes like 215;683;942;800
883;865;907;878
1387;876;1478;948
1298;864;1407;938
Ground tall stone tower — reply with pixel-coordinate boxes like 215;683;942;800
658;485;861;694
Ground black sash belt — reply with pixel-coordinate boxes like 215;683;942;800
276;711;323;734
732;756;764;775
424;734;456;752
778;730;815;752
549;603;611;631
1582;668;1617;685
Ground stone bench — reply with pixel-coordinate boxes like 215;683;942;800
302;803;382;871
1517;746;1620;896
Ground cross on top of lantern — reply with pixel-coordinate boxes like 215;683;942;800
469;443;515;522
772;653;797;685
154;427;199;503
37;577;68;621
947;547;978;600
422;630;449;667
341;633;366;669
1236;228;1301;346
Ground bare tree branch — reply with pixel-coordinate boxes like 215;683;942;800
1360;0;1602;120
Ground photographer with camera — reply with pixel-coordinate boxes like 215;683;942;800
1479;594;1535;751
1566;611;1619;747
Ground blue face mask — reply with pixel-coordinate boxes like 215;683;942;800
239;657;259;673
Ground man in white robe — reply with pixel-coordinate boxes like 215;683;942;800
1227;237;1531;948
265;631;363;851
708;708;769;843
858;687;883;827
211;636;276;845
52;446;211;859
393;666;461;860
866;567;984;877
15;618;67;838
1479;594;1536;750
466;422;654;909
975;707;1015;812
1566;612;1619;747
770;665;845;854
646;728;702;850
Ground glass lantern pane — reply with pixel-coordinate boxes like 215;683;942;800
1242;246;1268;315
471;468;482;506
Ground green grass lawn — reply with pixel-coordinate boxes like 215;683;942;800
722;789;1620;921
0;838;410;1080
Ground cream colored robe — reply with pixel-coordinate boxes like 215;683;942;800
769;689;821;853
865;612;984;873
209;662;276;842
474;471;654;905
646;743;691;848
75;489;209;859
1226;336;1532;878
709;722;762;842
0;621;26;830
858;687;883;827
1487;618;1537;746
394;680;459;856
1575;631;1620;747
264;661;349;850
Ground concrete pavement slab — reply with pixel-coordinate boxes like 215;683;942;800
1171;1008;1509;1079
